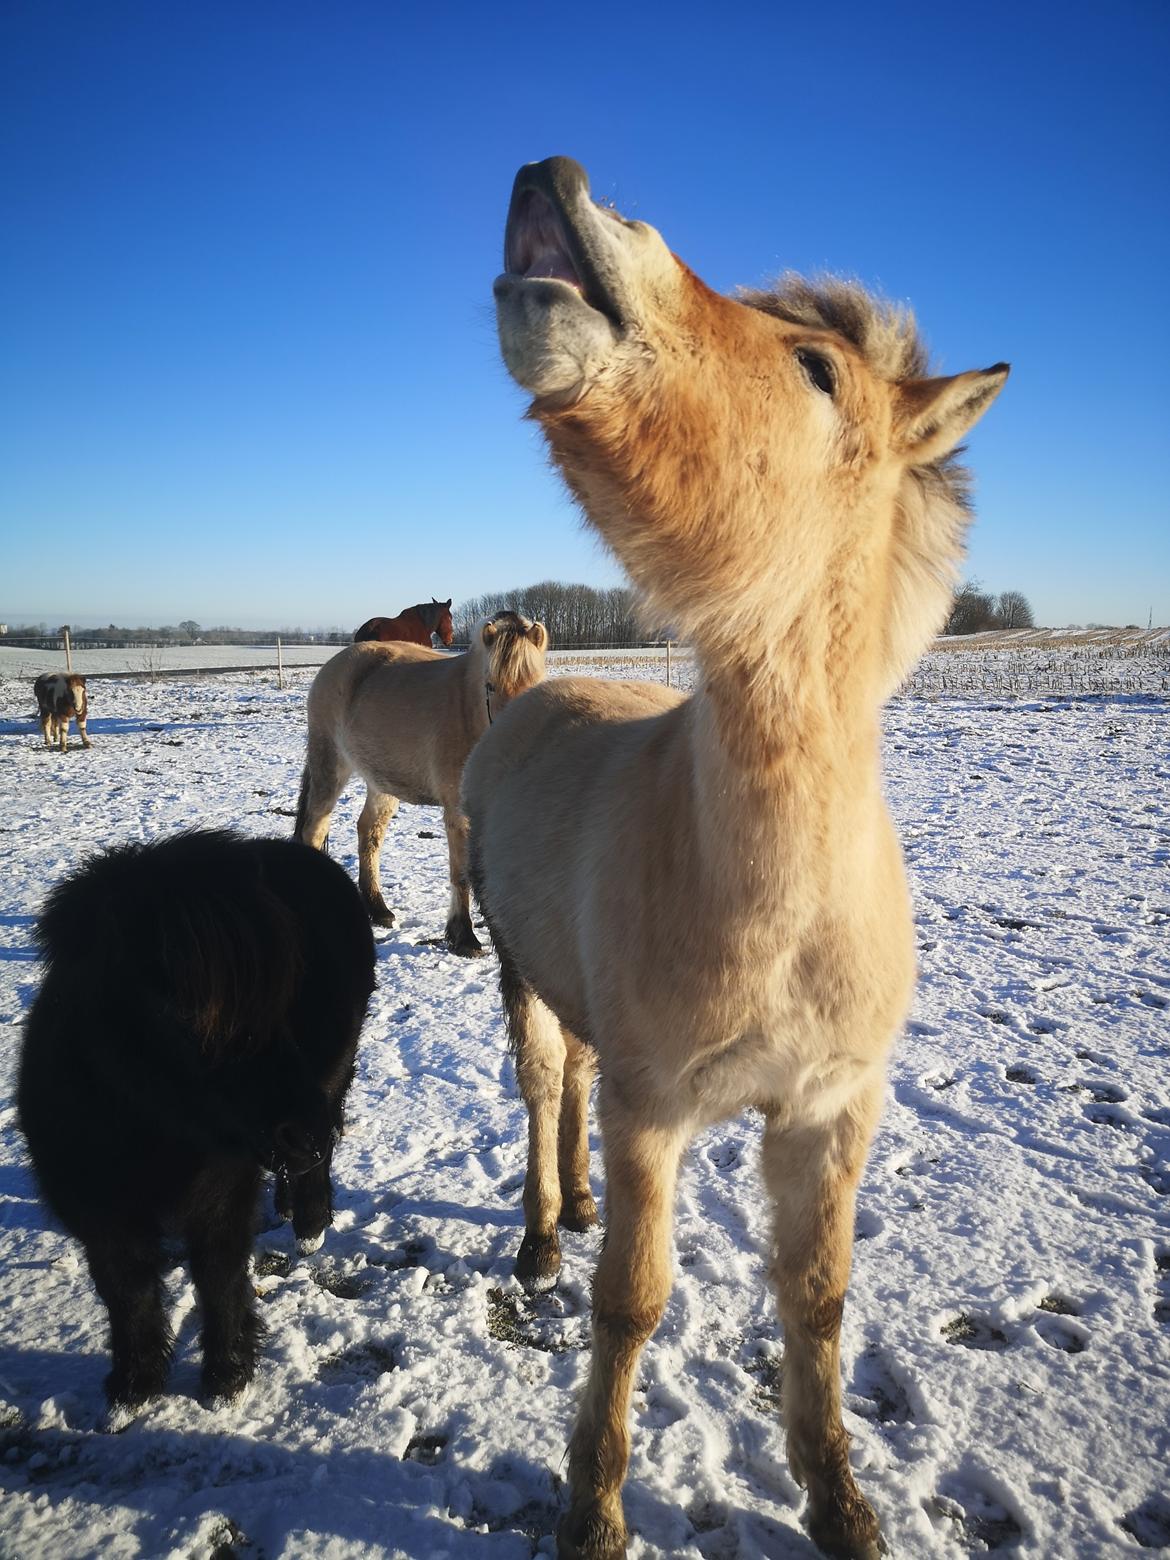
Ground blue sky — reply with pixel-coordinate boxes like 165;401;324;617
2;0;1167;631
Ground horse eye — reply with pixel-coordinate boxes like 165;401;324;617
797;349;836;397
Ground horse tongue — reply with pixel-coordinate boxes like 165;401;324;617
524;250;582;289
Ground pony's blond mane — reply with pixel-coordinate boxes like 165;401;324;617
740;274;974;689
478;611;549;696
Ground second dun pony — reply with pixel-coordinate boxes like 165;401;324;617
464;157;1008;1560
296;612;547;954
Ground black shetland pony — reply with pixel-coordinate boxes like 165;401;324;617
18;830;376;1411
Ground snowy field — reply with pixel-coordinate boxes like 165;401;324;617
0;658;1167;1559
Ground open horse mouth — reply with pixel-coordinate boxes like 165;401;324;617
501;157;626;328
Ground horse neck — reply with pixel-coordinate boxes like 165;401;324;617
683;602;888;893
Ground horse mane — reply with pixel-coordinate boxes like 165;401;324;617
478;610;549;695
738;273;974;689
36;830;302;1059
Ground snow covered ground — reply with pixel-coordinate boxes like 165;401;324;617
0;660;1167;1559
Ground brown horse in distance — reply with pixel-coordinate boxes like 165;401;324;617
353;599;454;648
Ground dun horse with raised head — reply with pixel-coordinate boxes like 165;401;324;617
464;157;1008;1559
297;612;547;954
353;598;454;647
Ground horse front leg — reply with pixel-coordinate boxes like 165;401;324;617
441;804;483;956
357;787;399;926
186;1163;265;1403
762;1079;886;1560
561;1091;688;1559
85;1230;173;1409
558;1027;598;1231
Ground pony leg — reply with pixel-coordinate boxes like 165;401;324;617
442;804;484;956
186;1164;264;1402
761;1082;885;1560
39;712;52;749
85;1231;173;1408
77;714;91;748
357;787;399;926
502;962;567;1291
294;734;350;852
561;1094;688;1560
558;1028;598;1231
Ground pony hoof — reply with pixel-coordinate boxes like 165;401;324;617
806;1488;885;1560
296;1230;325;1256
557;1504;628;1559
104;1363;168;1411
559;1195;599;1232
516;1231;561;1293
444;918;485;958
367;902;396;928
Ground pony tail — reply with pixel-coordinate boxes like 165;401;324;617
293;763;312;842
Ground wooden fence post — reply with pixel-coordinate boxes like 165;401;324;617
666;640;672;688
277;637;284;690
63;626;73;673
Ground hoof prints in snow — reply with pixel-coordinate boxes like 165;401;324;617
852;1345;914;1426
942;1314;1009;1351
316;1340;398;1384
403;1432;447;1465
486;1286;582;1354
926;1486;1024;1552
1123;1493;1170;1549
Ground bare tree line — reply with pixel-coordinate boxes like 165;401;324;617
455;581;663;647
944;582;1035;635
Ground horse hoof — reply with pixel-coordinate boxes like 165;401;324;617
444;918;485;958
295;1230;325;1256
367;902;396;928
559;1195;599;1232
516;1231;561;1293
806;1487;885;1560
557;1504;628;1559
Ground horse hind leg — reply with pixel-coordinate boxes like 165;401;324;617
762;1083;886;1560
441;803;483;956
295;734;350;851
502;959;567;1292
558;1027;598;1231
357;787;399;926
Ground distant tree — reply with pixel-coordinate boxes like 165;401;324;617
945;580;998;635
944;580;1035;634
995;591;1034;630
179;619;200;638
456;580;657;648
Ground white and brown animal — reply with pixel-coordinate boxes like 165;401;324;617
295;611;548;955
34;673;91;753
463;157;1008;1560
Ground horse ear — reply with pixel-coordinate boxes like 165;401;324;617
891;363;1009;466
445;599;452;609
527;621;549;652
481;620;499;645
